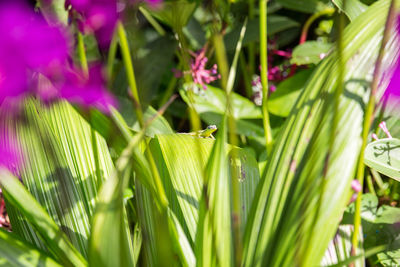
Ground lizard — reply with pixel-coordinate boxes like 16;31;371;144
179;125;217;139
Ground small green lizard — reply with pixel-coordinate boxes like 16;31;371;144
180;125;217;139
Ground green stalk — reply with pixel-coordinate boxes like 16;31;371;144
239;53;253;97
366;173;376;195
259;0;273;149
213;32;230;90
225;20;247;266
107;29;118;86
139;6;166;36
351;0;396;252
76;31;88;74
76;30;102;186
299;8;335;44
248;0;256;79
117;21;168;209
117;22;144;126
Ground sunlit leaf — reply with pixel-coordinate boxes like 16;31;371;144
364;138;400;180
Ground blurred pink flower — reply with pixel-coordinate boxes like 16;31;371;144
66;0;118;49
174;49;221;90
57;65;118;113
384;16;400;99
0;1;70;104
190;49;221;90
0;126;22;175
349;180;361;203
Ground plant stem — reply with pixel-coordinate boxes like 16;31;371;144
139;6;166;36
351;0;396;252
259;0;273;149
76;29;102;186
107;29;118;86
248;0;256;81
299;8;335;44
77;31;88;74
117;21;169;209
117;22;144;127
213;32;229;90
239;53;253;97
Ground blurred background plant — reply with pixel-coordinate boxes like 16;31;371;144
1;0;400;266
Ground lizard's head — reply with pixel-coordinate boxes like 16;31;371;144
207;125;217;131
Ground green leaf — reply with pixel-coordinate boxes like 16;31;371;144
146;0;197;30
268;69;314;117
180;86;265;144
149;134;260;242
0;170;86;267
242;0;398;266
89;133;143;267
291;41;332;65
342;194;400;266
333;0;368;21
181;86;262;119
364;138;400;180
0;228;61;267
118;100;174;137
2;100;114;259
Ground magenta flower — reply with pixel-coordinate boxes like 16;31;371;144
0;1;70;104
190;49;221;89
57;65;118;113
349;179;362;203
66;0;118;49
0;126;22;175
174;49;221;90
384;16;400;99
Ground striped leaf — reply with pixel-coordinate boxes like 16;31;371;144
242;1;399;266
0;227;61;267
0;170;86;266
2;100;114;258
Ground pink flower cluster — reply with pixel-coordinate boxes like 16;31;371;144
174;49;221;90
0;1;118;172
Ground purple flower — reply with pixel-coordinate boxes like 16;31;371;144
190;49;221;89
66;0;118;49
0;125;22;175
384;16;400;99
55;65;118;113
0;1;70;104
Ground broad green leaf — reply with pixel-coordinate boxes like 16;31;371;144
147;0;197;30
149;134;260;242
333;0;368;21
0;170;86;267
196;116;232;267
0;228;61;267
242;1;398;266
291;41;332;65
118;100;174;137
181;86;262;119
2;100;114;258
89;133;145;267
364;138;400;180
276;0;330;13
342;194;400;266
180;86;265;144
268;69;314;117
110;111;192;266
